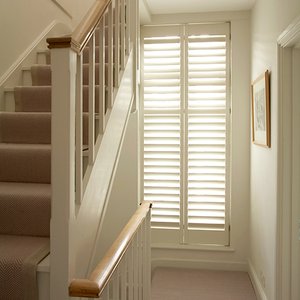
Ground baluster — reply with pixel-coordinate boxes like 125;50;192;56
88;34;95;164
75;54;83;204
120;255;127;300
101;285;110;300
107;3;114;108
120;0;126;70
138;226;143;300
114;0;120;87
125;0;130;55
112;268;120;300
133;234;139;300
145;210;151;300
128;243;134;300
99;17;106;135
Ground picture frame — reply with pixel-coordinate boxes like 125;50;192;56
251;70;270;147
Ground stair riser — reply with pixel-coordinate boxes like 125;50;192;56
0;113;90;145
0;146;51;183
31;64;109;86
0;190;50;237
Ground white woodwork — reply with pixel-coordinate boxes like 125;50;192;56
50;47;77;300
88;35;96;165
114;0;121;87
99;18;106;135
291;47;300;300
108;3;114;108
75;55;83;204
21;67;32;86
277;14;300;300
3;88;15;112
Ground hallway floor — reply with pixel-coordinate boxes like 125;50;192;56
151;267;257;300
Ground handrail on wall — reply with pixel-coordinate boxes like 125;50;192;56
47;0;111;53
69;201;152;298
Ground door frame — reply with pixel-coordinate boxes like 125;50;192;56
277;15;300;300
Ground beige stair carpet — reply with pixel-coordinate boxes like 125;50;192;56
151;267;257;300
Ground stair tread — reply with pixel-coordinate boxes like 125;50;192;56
0;234;49;299
0;142;51;150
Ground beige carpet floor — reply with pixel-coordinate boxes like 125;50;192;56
151;267;257;300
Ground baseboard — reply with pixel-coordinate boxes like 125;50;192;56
248;261;268;300
152;257;248;272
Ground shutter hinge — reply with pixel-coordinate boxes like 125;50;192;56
229;107;232;114
228;225;231;232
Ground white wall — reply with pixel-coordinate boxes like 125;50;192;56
145;11;251;271
0;0;95;82
250;1;300;299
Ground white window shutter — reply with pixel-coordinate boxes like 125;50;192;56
141;23;231;246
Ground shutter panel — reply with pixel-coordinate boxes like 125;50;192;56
186;31;229;244
142;24;230;245
142;28;182;233
144;114;181;229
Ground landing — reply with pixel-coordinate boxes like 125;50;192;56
151;267;257;300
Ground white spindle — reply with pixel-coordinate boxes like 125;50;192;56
133;234;139;300
88;34;95;164
114;0;120;87
120;0;126;69
125;0;130;55
102;285;109;300
127;243;134;300
112;268;120;300
99;17;106;135
107;3;114;108
120;256;127;300
75;54;83;204
138;226;143;300
145;211;151;300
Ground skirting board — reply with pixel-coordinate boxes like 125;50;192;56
248;261;268;300
152;258;248;273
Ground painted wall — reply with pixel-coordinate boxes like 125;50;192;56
0;0;95;82
250;1;300;299
144;11;251;271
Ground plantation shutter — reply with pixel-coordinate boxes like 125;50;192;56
141;23;231;245
186;24;230;244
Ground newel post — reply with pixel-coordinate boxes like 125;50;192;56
48;44;77;300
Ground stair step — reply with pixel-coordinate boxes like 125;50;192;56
0;182;51;236
0;234;49;299
15;86;51;112
31;63;109;86
0;112;51;144
0;143;51;183
14;86;102;113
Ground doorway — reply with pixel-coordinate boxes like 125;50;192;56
277;16;300;300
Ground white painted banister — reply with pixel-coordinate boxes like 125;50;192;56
47;0;138;298
69;202;152;299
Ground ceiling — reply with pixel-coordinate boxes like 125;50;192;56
142;0;256;15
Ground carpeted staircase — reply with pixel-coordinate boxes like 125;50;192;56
0;26;107;299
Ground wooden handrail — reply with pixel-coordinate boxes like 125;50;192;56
69;201;152;298
47;0;111;53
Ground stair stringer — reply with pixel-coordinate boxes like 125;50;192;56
72;52;134;279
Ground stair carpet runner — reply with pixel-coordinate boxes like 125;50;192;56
0;26;108;299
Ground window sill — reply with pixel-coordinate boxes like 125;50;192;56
151;243;236;252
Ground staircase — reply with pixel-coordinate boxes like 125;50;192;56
0;0;138;298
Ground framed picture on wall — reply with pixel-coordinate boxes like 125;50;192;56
251;70;270;147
